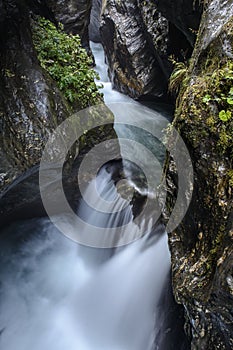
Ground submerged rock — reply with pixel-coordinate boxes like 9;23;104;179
164;1;233;348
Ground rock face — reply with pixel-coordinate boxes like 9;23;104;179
0;0;70;189
0;0;98;193
156;0;203;46
100;0;202;99
0;0;115;222
45;0;93;53
164;1;233;348
100;0;170;98
89;0;102;42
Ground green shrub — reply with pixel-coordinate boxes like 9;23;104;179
32;17;103;109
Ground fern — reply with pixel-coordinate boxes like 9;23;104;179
169;61;188;94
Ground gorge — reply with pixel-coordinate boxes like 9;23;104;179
0;1;232;349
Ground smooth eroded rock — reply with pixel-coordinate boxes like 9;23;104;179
89;0;102;42
100;0;170;99
44;0;93;52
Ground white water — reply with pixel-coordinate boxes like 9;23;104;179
91;41;132;104
0;218;170;350
0;171;170;350
0;43;184;350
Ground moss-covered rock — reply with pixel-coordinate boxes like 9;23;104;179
32;17;102;109
165;1;233;348
0;1;116;223
0;1;70;188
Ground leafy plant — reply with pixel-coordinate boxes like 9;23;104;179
219;110;232;122
169;61;188;94
200;60;233;154
32;17;102;109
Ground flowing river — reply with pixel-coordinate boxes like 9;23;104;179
0;43;188;350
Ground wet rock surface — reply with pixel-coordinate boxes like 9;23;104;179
100;0;202;99
0;1;116;220
89;0;102;43
44;0;93;53
156;0;203;46
100;0;170;99
164;1;233;348
0;0;70;189
0;1;232;348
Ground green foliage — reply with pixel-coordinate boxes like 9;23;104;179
203;61;233;101
203;70;233;123
32;17;102;109
219;110;232;122
228;169;233;187
199;60;233;155
202;94;211;104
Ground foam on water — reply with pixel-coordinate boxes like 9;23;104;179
0;207;170;350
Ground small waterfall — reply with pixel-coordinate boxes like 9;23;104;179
91;41;133;104
0;165;170;350
0;42;188;350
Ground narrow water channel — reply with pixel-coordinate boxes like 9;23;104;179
0;43;189;350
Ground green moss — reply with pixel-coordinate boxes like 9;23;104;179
201;60;233;154
175;59;233;158
227;169;233;187
32;17;103;110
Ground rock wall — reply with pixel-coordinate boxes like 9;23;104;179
89;0;102;42
0;0;100;193
0;0;115;222
164;1;233;348
100;0;170;98
156;0;203;46
100;0;202;99
44;0;93;54
0;0;70;189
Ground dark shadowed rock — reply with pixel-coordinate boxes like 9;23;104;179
0;0;70;190
44;0;93;54
100;0;171;99
0;0;117;221
99;0;200;100
89;0;102;43
156;0;203;46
